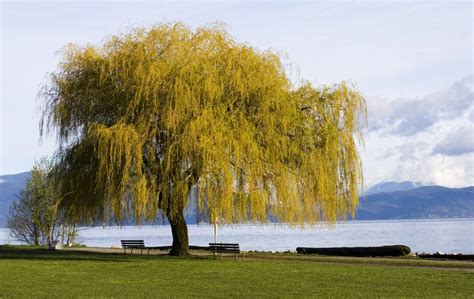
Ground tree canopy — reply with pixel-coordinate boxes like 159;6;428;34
40;23;366;255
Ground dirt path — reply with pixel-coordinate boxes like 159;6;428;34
61;246;209;256
61;246;169;255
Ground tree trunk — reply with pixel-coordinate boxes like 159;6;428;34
167;208;190;256
33;224;39;245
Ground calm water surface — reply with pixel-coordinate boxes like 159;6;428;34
1;218;473;254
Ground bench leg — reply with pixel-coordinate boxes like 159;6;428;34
141;248;143;255
124;248;126;255
235;253;237;261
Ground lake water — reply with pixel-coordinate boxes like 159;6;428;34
1;218;473;254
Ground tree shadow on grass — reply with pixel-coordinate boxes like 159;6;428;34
0;246;157;263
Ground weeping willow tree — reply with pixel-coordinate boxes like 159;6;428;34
40;23;366;256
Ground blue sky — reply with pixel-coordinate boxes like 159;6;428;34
1;1;473;187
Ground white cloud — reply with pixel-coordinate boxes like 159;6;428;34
397;142;430;161
368;75;473;136
432;126;474;156
393;154;474;187
363;76;474;187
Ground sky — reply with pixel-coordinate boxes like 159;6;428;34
1;1;473;188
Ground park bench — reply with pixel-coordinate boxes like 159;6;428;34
209;243;243;261
121;240;146;255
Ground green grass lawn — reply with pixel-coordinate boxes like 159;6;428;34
1;246;473;298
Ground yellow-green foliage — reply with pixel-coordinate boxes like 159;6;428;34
40;23;366;225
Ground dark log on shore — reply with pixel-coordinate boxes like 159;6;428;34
418;253;474;261
296;245;411;257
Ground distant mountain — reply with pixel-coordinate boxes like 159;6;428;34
0;172;31;227
356;186;474;220
365;181;424;195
